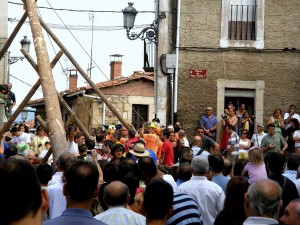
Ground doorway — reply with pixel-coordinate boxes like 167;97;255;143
225;88;255;136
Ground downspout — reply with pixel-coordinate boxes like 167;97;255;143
174;0;181;124
154;0;159;118
102;102;106;126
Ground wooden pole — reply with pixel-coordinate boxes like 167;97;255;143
0;50;63;138
35;115;48;133
39;18;131;131
25;0;67;161
20;49;92;140
0;12;28;60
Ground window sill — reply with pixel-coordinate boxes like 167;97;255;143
219;39;264;49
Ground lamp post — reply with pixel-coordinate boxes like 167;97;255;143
21;107;29;122
122;3;157;44
8;36;31;65
122;2;159;118
8;36;31;83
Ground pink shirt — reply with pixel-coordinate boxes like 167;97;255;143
244;162;268;184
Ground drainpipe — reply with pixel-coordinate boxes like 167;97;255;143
174;0;181;124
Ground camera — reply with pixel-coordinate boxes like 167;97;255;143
221;114;228;120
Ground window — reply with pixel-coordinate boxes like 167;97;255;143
220;0;265;49
132;104;148;130
228;1;256;40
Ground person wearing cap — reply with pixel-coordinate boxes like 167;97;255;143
250;123;267;147
129;142;156;163
139;122;160;155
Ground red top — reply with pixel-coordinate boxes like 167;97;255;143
161;140;174;166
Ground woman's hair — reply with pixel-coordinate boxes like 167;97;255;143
224;176;249;211
248;147;264;165
19;124;29;133
272;108;282;116
291;118;300;130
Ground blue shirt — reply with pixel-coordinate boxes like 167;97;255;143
43;208;107;225
0;142;8;159
199;115;218;138
212;175;230;193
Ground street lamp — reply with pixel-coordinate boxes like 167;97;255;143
8;36;31;65
122;2;157;44
21;107;29;122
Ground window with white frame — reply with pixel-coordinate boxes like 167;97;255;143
220;0;265;49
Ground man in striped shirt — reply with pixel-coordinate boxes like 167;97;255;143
167;192;202;225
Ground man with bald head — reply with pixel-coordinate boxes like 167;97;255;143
94;181;145;225
243;179;282;225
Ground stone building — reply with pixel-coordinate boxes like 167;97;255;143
28;57;154;131
157;0;300;139
0;0;8;84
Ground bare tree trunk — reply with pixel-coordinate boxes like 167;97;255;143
25;0;67;161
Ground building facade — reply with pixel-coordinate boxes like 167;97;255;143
0;0;8;84
157;0;300;139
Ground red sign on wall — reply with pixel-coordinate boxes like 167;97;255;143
189;69;207;78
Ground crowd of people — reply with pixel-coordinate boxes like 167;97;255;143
1;103;300;225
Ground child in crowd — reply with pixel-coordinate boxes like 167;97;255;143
38;141;53;165
241;147;267;184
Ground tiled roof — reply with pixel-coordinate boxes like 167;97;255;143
28;71;154;105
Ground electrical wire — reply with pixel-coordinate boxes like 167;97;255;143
8;1;155;14
43;0;147;124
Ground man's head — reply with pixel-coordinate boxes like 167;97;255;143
178;129;186;138
159;128;170;142
177;162;192;181
120;128;128;138
280;199;300;225
78;144;88;156
56;152;74;172
45;141;51;150
111;131;121;143
206;106;213;116
256;123;264;132
287;153;300;171
244;179;282;219
197;127;204;137
289;105;297;113
23;150;35;165
0;84;9;94
36;163;53;186
63;160;99;203
208;154;224;174
0;161;48;225
267;152;286;175
128;129;136;139
191;156;209;176
192;135;202;147
222;157;233;177
267;123;276;136
138;156;157;183
74;132;85;145
7;82;12;91
103;181;129;207
143;179;173;221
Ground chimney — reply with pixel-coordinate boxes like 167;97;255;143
110;54;123;80
68;67;78;90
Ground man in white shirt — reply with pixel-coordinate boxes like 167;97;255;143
178;156;225;225
94;181;145;225
47;152;73;219
68;124;85;155
243;179;282;225
251;123;267;147
284;104;300;129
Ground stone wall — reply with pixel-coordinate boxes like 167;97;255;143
175;0;300;139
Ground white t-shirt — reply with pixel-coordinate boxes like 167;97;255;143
11;132;31;144
67;141;79;155
251;132;267;147
38;149;53;165
284;112;300;122
293;130;300;148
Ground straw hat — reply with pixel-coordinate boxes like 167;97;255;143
129;143;149;157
